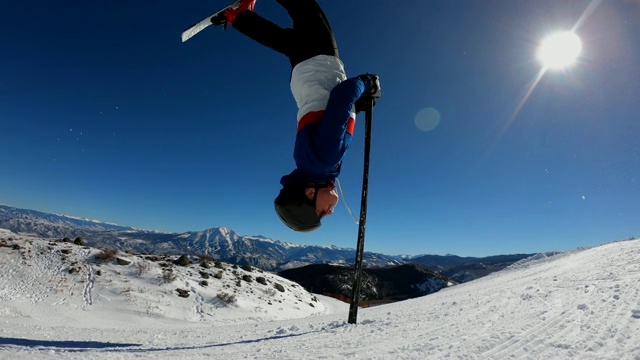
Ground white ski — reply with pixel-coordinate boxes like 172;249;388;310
181;0;242;42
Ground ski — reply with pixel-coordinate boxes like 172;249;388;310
181;0;242;42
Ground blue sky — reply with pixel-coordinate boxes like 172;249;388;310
1;0;638;257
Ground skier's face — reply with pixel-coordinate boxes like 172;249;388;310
306;184;339;219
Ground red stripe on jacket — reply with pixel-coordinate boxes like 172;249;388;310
297;111;356;136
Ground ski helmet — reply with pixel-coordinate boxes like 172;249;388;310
274;183;321;232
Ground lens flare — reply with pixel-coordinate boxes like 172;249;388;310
415;108;441;132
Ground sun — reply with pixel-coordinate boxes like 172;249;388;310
537;32;582;70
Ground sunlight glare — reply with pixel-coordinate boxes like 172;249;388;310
537;32;582;70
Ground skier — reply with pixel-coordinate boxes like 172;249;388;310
215;0;381;232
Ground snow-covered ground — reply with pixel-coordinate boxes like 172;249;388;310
1;230;639;359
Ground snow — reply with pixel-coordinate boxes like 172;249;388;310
1;230;639;359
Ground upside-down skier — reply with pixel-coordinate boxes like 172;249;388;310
213;0;381;232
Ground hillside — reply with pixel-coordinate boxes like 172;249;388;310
0;229;330;324
1;229;639;359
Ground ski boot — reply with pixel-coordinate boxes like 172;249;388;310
211;0;257;28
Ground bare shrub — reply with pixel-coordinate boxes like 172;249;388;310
160;269;177;284
197;254;214;262
121;287;134;295
135;261;151;276
217;292;237;306
265;288;277;297
95;248;118;262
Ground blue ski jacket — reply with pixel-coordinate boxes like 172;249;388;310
280;55;368;186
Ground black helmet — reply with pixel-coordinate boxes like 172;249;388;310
274;183;320;232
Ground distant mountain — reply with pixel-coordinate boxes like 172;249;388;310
0;204;535;279
0;204;133;235
278;263;453;304
412;253;536;282
0;205;404;271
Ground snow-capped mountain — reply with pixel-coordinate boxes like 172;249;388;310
0;204;133;236
0;205;404;271
0;205;534;279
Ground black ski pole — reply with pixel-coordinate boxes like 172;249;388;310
348;97;374;324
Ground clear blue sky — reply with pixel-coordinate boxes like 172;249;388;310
1;1;638;257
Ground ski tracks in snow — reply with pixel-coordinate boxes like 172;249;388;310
480;240;640;359
83;265;95;307
0;239;66;304
187;281;206;321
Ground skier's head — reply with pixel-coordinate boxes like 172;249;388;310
274;182;338;232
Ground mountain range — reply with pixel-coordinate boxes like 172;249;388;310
0;204;535;282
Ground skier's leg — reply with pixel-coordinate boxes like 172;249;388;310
275;0;339;65
231;11;294;57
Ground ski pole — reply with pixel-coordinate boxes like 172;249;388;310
348;97;374;324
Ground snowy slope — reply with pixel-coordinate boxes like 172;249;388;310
0;232;328;326
1;230;639;359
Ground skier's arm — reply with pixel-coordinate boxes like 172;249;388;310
313;76;368;163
